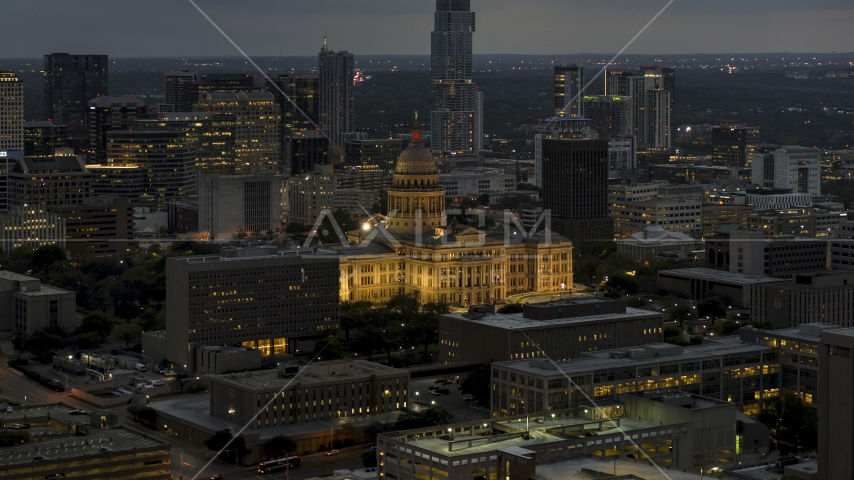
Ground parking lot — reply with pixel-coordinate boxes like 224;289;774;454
409;377;489;422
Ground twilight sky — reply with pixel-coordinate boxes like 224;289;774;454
2;0;851;57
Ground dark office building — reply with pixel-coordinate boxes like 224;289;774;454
164;70;198;112
132;112;237;174
712;125;760;168
554;64;584;118
344;139;405;173
581;95;632;138
289;134;329;177
542;137;612;242
23;121;66;159
48;196;136;256
88;97;150;163
196;73;261;96
43;53;108;144
265;74;320;170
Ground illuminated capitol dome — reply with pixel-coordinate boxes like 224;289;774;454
386;117;446;235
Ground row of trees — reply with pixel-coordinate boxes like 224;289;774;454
10;310;139;360
338;294;448;364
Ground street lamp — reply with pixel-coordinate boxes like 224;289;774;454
228;408;235;420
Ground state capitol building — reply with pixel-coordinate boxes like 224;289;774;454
335;121;574;306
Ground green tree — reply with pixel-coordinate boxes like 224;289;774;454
387;293;420;319
264;435;297;459
497;303;523;314
10;330;29;360
76;311;115;338
204;429;233;452
32;245;66;272
113;322;143;348
697;297;727;320
27;329;65;358
757;393;818;452
665;305;696;325
394;407;452;430
75;332;103;351
128;405;158;429
0;430;31;447
409;313;439;358
461;364;491;404
312;337;344;360
361;450;378;468
340;301;371;341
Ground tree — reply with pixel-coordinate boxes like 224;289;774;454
27;329;65;359
361;450;378;468
697;297;727;320
757;393;818;452
409;313;439;358
665;305;696;325
394;407;452;430
340;301;371;340
128;405;157;429
32;245;66;272
174;373;193;393
76;332;104;351
286;222;310;235
352;328;383;360
461;364;491;404
204;429;233;452
10;330;29;360
113;322;143;348
312;337;344;361
76;311;115;338
204;429;250;464
386;293;420;319
497;303;523;314
264;435;297;459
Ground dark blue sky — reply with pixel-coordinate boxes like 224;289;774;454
3;0;851;57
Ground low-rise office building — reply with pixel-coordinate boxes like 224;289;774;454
166;197;199;234
0;271;76;333
0;205;66;250
730;231;827;278
211;360;409;427
610;198;701;238
818;328;854;479
658;268;787;308
616;225;697;262
86;164;145;202
700;205;749;240
439;298;663;365
7;156;92;208
378;390;762;477
439;171;517;196
492;337;777;418
198;172;283;240
751;272;854;329
746;206;844;238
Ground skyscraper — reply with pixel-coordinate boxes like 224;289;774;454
318;38;354;148
23;121;66;159
431;0;476;155
712;125;760;167
581;95;633;138
554;65;584;117
541;121;612;243
88;96;149;163
0;72;23;152
266;74;321;173
164;70;198;112
43;54;109;140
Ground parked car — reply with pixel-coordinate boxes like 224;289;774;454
208;475;225;480
69;409;88;415
462;394;475;401
162;370;176;377
326;450;340;456
33;455;48;461
135;363;147;372
429;390;441;396
133;375;145;381
149;380;165;387
5;406;12;413
98;447;112;453
10;424;26;430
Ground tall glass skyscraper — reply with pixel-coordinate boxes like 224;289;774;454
431;0;477;155
318;37;354;149
43;54;108;134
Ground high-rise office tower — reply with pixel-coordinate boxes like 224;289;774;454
106;130;196;208
554;65;584;117
23;121;66;159
431;0;476;155
196;73;260;95
751;146;821;195
626;69;672;149
88;97;149;163
194;92;281;173
0;72;24;152
474;89;484;152
605;71;631;96
581;95;633;138
318;38;354;148
541;120;612;242
265;74;321;172
132;112;238;174
43;54;108;142
712;125;760;167
164;70;198;112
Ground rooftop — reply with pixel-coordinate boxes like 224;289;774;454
496;337;768;376
658;268;788;285
213;360;407;391
0;425;166;468
534;457;704;479
150;394;401;439
442;307;659;331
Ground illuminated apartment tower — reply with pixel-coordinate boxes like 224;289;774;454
43;54;108;151
431;0;477;155
318;38;354;148
0;72;24;152
554;65;584;118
